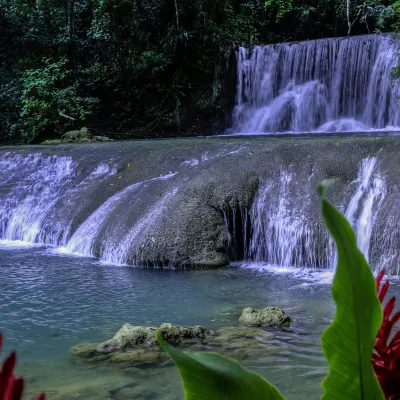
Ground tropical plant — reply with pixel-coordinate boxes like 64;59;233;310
159;183;393;399
0;334;45;400
373;270;400;400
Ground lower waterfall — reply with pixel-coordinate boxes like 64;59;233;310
0;139;399;273
224;157;386;269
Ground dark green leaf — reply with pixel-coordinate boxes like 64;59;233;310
320;195;384;400
158;333;286;400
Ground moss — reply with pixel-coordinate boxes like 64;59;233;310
239;307;291;327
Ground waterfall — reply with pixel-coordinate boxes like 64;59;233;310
343;158;385;261
65;174;177;262
247;157;385;268
249;169;318;267
233;35;400;134
0;153;117;244
0;147;393;271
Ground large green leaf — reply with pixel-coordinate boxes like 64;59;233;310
319;185;384;400
158;334;286;400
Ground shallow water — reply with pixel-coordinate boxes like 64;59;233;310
0;245;398;399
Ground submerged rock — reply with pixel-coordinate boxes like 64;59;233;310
96;323;209;353
70;343;98;358
239;307;291;328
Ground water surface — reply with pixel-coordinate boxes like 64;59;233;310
0;245;397;399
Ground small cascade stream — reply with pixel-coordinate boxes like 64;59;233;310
234;34;400;133
224;157;386;269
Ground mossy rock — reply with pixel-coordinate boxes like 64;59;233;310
239;307;291;328
158;323;208;344
96;323;209;353
62;127;91;141
97;324;157;352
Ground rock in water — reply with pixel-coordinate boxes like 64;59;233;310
97;323;209;353
239;307;291;328
158;323;208;343
97;324;157;352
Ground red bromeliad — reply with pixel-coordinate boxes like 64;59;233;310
0;334;45;400
373;271;400;400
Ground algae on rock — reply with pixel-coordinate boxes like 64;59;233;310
97;323;209;353
239;307;291;327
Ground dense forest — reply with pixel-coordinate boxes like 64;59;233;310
0;0;399;142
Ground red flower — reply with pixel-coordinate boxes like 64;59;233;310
0;333;45;400
373;271;400;400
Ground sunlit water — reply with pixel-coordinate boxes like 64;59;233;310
1;245;398;399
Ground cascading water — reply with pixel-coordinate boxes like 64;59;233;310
249;169;319;267
65;173;177;257
233;34;400;133
0;145;393;271
0;153;117;245
245;157;385;268
343;158;385;262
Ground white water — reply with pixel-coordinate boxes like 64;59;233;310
0;153;75;243
0;151;389;271
343;158;385;261
234;35;400;133
249;169;317;267
246;157;385;268
99;187;179;265
0;153;117;244
65;173;177;257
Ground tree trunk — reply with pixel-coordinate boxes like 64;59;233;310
68;0;74;42
347;0;351;35
67;0;75;70
174;0;179;31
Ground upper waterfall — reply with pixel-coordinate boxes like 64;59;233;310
233;34;400;134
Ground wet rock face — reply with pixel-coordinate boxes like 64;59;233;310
239;307;291;328
5;135;398;269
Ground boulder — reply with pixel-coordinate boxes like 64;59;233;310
158;323;208;343
62;127;92;141
97;324;157;352
96;323;209;353
239;307;291;328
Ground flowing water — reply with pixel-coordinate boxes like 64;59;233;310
233;34;400;134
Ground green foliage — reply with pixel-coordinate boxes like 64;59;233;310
19;57;98;142
319;183;384;399
0;0;397;142
157;333;285;400
159;187;385;400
